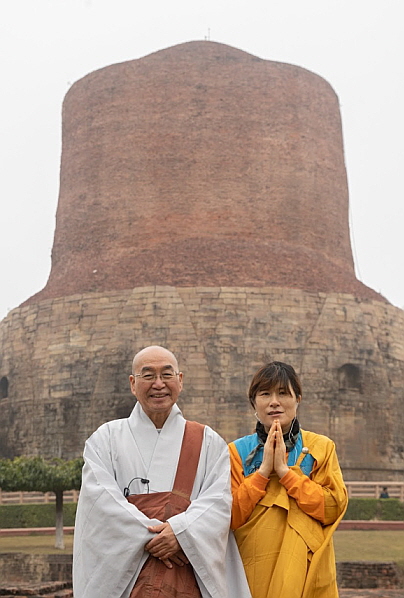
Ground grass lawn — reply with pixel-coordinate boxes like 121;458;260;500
1;530;404;565
334;530;404;568
0;534;74;555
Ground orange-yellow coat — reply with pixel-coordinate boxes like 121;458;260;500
229;430;347;598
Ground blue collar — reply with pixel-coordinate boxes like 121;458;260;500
234;431;314;477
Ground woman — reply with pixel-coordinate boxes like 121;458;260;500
229;361;347;598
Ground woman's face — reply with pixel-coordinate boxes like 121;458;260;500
254;382;300;433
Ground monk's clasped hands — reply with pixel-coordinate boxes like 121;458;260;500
146;522;189;569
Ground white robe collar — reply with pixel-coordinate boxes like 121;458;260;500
127;402;186;492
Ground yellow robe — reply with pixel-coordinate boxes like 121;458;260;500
229;430;347;598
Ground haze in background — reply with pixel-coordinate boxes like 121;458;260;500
1;0;403;318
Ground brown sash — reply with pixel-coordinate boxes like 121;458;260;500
128;421;205;598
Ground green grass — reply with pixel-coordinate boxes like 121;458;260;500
0;534;74;554
334;530;404;567
1;530;404;566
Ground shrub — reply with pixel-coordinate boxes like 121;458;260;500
0;503;77;528
379;498;404;521
344;498;404;521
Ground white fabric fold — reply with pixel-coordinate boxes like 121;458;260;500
73;402;251;598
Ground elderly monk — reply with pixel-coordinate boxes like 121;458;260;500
73;345;251;598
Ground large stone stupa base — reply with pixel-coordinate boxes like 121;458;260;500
1;286;403;481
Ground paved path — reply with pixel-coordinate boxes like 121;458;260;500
0;584;402;597
340;590;404;597
339;521;404;530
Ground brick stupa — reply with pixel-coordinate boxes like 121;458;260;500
1;42;403;482
28;41;380;302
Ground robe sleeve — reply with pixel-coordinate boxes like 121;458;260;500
73;424;163;598
280;437;347;525
230;435;347;529
311;437;348;525
168;428;250;598
74;420;252;598
228;441;269;530
279;470;325;522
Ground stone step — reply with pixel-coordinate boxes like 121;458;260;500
0;595;73;598
0;596;72;598
0;582;72;596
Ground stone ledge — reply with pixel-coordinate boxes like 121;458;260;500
337;562;402;589
0;581;72;596
0;555;72;585
338;521;404;531
1;555;403;590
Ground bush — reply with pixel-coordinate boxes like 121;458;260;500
344;498;404;521
344;498;378;520
379;498;404;521
0;503;77;528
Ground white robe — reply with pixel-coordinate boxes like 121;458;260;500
73;403;251;598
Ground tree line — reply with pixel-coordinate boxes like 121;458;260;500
0;456;83;549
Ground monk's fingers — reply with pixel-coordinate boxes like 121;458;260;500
146;539;170;555
151;546;177;560
168;552;188;566
147;524;165;533
175;549;189;564
146;535;181;557
145;526;177;552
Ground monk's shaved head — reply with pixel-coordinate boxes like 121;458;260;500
132;345;179;374
129;345;183;427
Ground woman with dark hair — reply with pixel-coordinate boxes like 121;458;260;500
229;361;347;598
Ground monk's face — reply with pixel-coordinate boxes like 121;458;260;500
129;346;183;427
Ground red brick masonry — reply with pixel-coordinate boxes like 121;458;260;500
27;41;382;305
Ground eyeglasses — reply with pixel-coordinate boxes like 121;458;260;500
132;371;180;382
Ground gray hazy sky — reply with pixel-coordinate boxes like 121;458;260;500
1;0;403;319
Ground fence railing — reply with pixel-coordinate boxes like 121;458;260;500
345;482;404;501
0;490;79;505
0;483;403;504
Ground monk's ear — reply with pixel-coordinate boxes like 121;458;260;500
129;375;136;396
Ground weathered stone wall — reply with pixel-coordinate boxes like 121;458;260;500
1;286;403;480
0;553;72;583
337;561;402;589
1;554;401;590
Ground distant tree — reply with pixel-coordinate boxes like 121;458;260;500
0;456;83;549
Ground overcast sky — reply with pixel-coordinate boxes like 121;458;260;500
1;0;403;319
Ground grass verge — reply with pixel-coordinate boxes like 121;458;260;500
1;530;404;566
0;534;74;555
334;530;404;569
